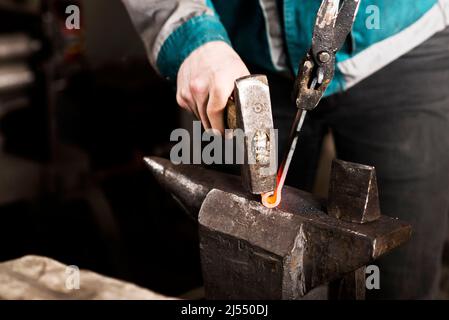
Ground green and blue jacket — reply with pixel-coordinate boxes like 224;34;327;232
123;0;449;96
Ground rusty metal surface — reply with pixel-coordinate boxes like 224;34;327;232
333;0;361;53
145;156;412;299
144;157;411;260
312;0;361;60
275;1;361;211
294;55;327;112
327;157;381;300
144;156;248;220
328;159;381;224
233;75;276;194
199;188;411;299
294;0;361;111
329;267;366;300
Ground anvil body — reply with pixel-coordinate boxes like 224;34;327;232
145;157;411;299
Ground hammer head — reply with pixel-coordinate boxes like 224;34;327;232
228;75;277;195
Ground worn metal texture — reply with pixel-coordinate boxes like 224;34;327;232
312;0;361;57
294;53;329;111
329;267;366;300
333;0;361;52
294;0;361;112
233;75;276;194
327;157;380;300
198;188;411;299
145;156;411;299
144;156;250;220
327;159;381;224
144;157;410;261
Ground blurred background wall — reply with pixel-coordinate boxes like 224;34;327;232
0;0;202;297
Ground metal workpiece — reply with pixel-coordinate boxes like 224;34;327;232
233;75;277;195
199;188;411;299
0;34;41;61
145;156;412;299
327;159;381;224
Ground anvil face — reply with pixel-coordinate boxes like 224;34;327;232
144;156;412;299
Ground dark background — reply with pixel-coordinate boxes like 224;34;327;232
0;0;202;297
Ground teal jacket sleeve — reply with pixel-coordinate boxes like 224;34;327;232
121;0;231;81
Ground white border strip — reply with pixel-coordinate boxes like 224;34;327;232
338;0;449;90
259;0;288;71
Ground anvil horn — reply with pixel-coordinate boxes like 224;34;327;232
144;157;248;219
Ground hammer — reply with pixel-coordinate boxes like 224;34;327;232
224;74;277;195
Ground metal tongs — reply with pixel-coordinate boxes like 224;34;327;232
262;0;361;208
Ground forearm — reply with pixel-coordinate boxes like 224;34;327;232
121;0;231;80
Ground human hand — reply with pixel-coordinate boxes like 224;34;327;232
176;41;250;134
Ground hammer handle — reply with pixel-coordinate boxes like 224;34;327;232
225;96;238;130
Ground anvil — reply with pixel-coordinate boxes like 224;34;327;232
145;157;411;300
